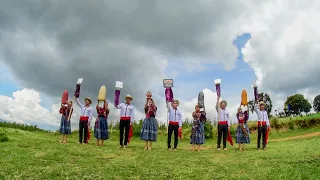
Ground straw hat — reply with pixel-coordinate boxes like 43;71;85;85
220;100;227;106
125;94;133;100
84;97;92;104
259;101;266;106
173;99;180;105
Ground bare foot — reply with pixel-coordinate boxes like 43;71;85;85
123;146;127;149
197;149;200;152
144;147;148;150
217;148;221;151
148;147;152;151
173;149;177;151
223;148;227;151
168;148;172;151
59;140;63;143
118;145;123;149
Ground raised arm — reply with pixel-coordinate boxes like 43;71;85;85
75;98;83;107
115;103;122;109
215;99;220;112
253;102;259;116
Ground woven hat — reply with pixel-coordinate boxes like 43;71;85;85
125;94;133;100
84;97;92;104
173;100;180;105
259;101;266;106
220;100;227;107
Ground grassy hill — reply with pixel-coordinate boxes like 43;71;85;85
1;125;320;179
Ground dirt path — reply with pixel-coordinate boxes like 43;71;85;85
269;132;320;142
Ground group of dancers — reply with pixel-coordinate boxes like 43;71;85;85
58;80;270;151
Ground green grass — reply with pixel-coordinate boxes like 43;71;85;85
1;128;320;180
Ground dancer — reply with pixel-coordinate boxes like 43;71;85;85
75;93;93;144
167;100;182;151
115;94;135;149
59;100;72;143
236;107;250;151
94;100;110;146
190;105;206;152
140;91;158;150
254;101;270;150
216;97;230;150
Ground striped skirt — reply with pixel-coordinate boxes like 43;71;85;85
190;122;205;145
59;115;71;135
236;124;250;144
94;116;109;140
140;117;158;142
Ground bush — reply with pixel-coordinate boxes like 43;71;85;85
0;128;9;142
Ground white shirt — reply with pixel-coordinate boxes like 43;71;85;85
167;105;183;127
216;102;230;126
254;104;270;126
75;98;93;124
116;103;135;123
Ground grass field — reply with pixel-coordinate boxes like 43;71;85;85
1;127;320;180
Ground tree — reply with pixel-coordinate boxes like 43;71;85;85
313;95;320;112
248;92;273;117
284;94;312;115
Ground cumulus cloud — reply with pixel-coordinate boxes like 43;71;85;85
241;0;320;110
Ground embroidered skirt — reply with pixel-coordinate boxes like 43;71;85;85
59;115;71;135
236;124;250;144
94;116;109;140
140;117;158;142
190;122;205;145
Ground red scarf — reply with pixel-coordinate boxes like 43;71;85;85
227;130;233;146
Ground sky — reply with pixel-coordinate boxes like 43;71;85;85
1;0;320;131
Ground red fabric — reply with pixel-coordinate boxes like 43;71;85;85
178;128;182;139
120;117;131;120
169;121;179;125
227;130;234;146
80;116;89;121
238;120;245;124
128;125;133;143
257;121;267;126
218;121;228;125
266;129;269;145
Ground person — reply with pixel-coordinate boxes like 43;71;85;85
59;100;72;144
236;107;250;151
94;100;110;146
140;97;158;150
190;105;206;152
75;97;93;144
254;101;270;150
167;100;182;151
115;94;135;149
216;97;230;150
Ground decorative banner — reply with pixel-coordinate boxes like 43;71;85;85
252;80;259;101
163;79;173;88
197;91;205;112
69;78;83;121
61;90;68;104
214;79;221;97
114;81;123;106
98;85;106;108
241;89;248;106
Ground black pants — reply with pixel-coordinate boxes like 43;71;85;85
79;120;88;143
119;120;130;146
168;124;179;149
217;124;228;148
257;125;267;149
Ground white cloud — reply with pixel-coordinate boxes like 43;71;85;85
241;0;320;112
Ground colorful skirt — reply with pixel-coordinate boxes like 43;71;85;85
140;117;158;142
190;122;205;145
236;124;250;144
94;116;109;140
59;115;71;135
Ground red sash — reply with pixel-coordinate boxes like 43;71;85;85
169;121;179;125
218;121;228;125
120;117;131;121
258;121;267;126
80;116;89;121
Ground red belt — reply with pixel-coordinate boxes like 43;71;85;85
258;121;267;126
218;121;228;125
120;117;131;121
169;121;179;125
80;116;89;121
